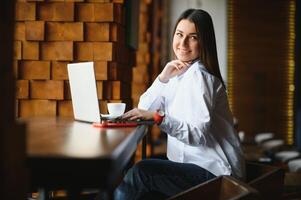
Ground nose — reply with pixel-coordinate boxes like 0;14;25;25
180;36;189;47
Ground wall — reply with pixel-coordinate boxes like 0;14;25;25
14;0;135;118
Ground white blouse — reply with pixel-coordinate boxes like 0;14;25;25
138;61;245;180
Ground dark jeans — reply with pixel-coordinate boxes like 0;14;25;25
114;159;216;200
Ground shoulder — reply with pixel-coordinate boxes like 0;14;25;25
194;62;223;90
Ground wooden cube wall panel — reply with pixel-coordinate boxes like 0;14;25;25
22;41;39;60
30;80;64;100
64;81;71;100
46;22;83;41
19;100;56;117
58;100;73;117
14;41;22;60
25;21;45;41
75;42;115;61
16;80;29;99
41;42;73;61
52;61;69;80
14;22;25;41
19;61;50;80
15;2;36;21
15;1;134;117
85;23;110;41
131;1;152;108
76;3;122;23
38;3;74;21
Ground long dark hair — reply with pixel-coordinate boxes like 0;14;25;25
173;9;226;88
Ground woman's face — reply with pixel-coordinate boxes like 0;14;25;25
173;19;200;62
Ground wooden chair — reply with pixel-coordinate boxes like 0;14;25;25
245;162;284;200
167;175;260;200
282;172;301;199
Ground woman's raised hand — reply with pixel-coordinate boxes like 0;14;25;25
121;108;155;121
158;60;190;83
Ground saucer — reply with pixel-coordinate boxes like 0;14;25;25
101;114;121;120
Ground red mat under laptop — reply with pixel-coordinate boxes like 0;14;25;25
92;120;154;128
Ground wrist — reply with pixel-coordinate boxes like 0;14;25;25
153;110;165;125
158;74;169;83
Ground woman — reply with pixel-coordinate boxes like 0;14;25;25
115;9;245;200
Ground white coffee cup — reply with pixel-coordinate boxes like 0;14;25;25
107;103;126;117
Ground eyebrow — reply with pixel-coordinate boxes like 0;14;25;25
176;29;198;36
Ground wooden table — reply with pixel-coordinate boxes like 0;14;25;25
24;117;147;199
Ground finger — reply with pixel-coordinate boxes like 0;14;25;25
129;115;140;121
121;112;132;119
173;61;187;69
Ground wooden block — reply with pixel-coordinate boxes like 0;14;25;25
85;23;110;41
132;84;147;98
99;100;108;114
38;3;74;21
19;61;50;80
66;0;85;2
94;61;119;80
111;23;125;43
93;42;115;61
75;3;94;22
46;22;83;41
87;0;110;2
22;41;39;60
96;3;123;23
75;42;93;61
25;21;45;41
64;81;71;100
108;62;118;80
13;60;19;79
52;61;69;80
46;22;64;40
16;80;29;99
94;3;114;22
15;2;36;21
38;3;54;21
14;41;22;60
103;81;130;100
54;2;74;21
94;61;108;80
58;100;73;117
133;67;149;83
112;81;121;100
96;81;103;99
30;80;64;100
114;3;123;24
113;0;124;3
19;100;57;117
64;22;83;41
41;42;73;61
77;3;122;23
14;22;25;41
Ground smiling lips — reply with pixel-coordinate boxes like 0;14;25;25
177;48;191;55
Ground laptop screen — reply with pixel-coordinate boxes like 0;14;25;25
67;62;101;123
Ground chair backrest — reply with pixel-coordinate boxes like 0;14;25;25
167;176;259;200
283;172;301;199
246;162;284;200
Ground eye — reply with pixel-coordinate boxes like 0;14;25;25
190;36;198;40
176;32;183;37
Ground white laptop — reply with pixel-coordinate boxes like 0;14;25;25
67;62;101;123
